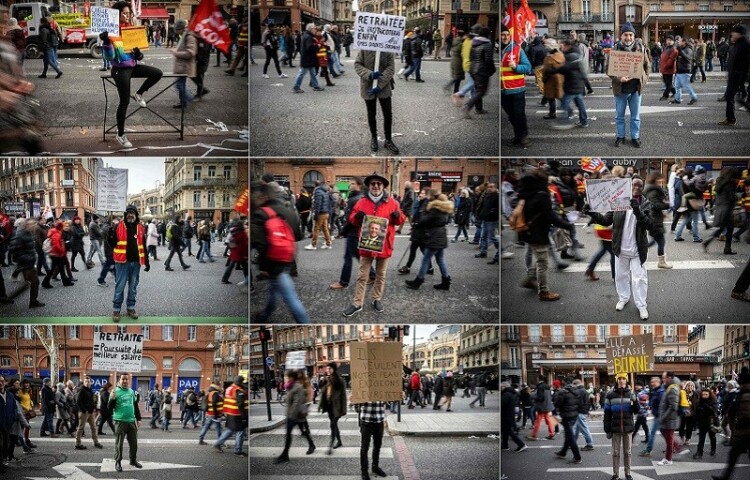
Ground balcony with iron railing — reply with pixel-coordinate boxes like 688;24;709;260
15;160;46;173
559;13;614;23
503;332;521;342
501;360;521;369
164;177;239;200
460;338;499;355
539;335;606;344
19;183;44;193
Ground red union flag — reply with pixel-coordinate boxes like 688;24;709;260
189;0;231;54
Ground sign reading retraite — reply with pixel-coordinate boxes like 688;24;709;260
354;12;406;54
92;332;144;373
607;50;645;79
585;178;632;213
350;341;403;403
96;168;128;212
606;333;654;375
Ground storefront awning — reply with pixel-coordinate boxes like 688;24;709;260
643;12;749;26
138;8;170;19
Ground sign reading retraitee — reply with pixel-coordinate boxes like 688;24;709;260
96;168;128;212
606;333;654;375
92;332;144;373
350;342;403;403
585;178;632;213
607;49;645;79
90;6;120;37
354;11;406;54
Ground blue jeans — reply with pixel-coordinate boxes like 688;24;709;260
574;413;594;447
652;57;660;73
199;416;223;440
339;234;375;286
260;270;310;323
404;57;422;80
42;48;61;75
183;410;197;427
587;240;615;278
614;91;641;139
480;220;499;254
162;415;170;431
197;240;213;262
646;417;660;452
453;224;469;241
175;76;193;106
293;67;320;89
98;255;115;283
41;412;54;435
333;51;345;71
458;72;475;97
648;232;666;256
417;248;448;280
675;211;701;241
113;261;140;312
674;73;697;102
215;427;245;453
473;220;483;242
561;93;588;125
103;56;111;69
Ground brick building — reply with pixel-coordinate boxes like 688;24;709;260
722;325;750;381
457;325;499;375
213;325;251;382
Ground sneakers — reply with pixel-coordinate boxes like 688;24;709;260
116;135;133;148
343;304;362;317
133;93;147;107
581;445;595;451
279;73;288;78
320;244;332;249
501;251;515;259
639;307;649;320
656;459;673;465
616;300;628;311
514;445;528;452
262;74;270;78
304;244;317;250
639;450;652;457
372;300;384;313
568;458;582;464
554;451;566;459
539;291;561;301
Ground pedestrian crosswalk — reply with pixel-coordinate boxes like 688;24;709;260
562;259;736;273
254;477;401;480
249;447;395;459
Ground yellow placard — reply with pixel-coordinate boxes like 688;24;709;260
121;26;149;51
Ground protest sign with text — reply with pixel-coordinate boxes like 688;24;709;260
285;351;306;370
606;333;654;375
96;168;128;212
350;342;403;403
90;6;120;37
92;332;144;373
607;50;645;79
120;26;149;51
585;178;632;213
354;12;406;54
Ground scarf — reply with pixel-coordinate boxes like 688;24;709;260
368;191;384;203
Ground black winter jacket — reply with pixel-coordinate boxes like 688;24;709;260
554;385;581;420
643;184;669;235
694;396;719;430
9;228;36;271
549;50;586;95
517;174;573;246
676;45;693;73
70;224;85;251
501;387;519;423
400;187;414;217
454;197;473;226
76;385;96;414
576;385;591;414
727;35;750;85
300;30;318;68
410;34;423;58
603;387;638;434
470;37;496;78
477;191;499;221
414;197;453;250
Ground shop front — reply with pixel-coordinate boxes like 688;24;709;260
530;358;609;388
643;11;750;44
411;171;465;194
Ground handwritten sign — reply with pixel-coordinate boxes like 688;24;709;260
585;178;632;213
96;168;128;212
607;49;645;79
90;6;120;37
52;13;90;28
285;351;306;370
606;333;654;375
350;342;403;403
92;332;144;373
354;12;406;54
358;215;388;253
121;26;149;51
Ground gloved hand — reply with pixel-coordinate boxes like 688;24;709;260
355;211;366;223
99;31;109;42
367;87;382;97
630;198;642;218
132;47;144;61
581;203;591;216
390;211;401;222
144;263;150;272
606;432;613;440
370;71;383;80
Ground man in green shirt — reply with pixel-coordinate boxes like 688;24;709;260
108;374;142;472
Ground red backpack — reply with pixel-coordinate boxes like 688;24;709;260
260;207;295;263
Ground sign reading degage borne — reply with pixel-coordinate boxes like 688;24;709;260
607;49;645;79
606;333;654;375
96;168;128;212
350;342;403;403
92;332;144;373
354;12;406;54
585;178;632;213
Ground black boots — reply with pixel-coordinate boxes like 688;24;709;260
405;278;424;289
433;276;451;290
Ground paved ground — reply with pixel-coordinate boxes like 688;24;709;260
10;52;248;156
250;393;499;480
251;225;499;323
501;71;750;157
248;47;500;157
502;414;749;480
500;213;750;322
0;237;247;321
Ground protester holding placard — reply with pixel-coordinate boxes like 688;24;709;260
354;49;399;154
100;1;164;148
603;373;639;480
355;401;388;480
108;374;142;472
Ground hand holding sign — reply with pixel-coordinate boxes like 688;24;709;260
585;178;632;213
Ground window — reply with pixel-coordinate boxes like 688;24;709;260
228;345;235;357
49;192;55;206
665;350;674;356
0;356;11;367
142;325;150;340
163;326;174;341
625;4;636;19
69;326;80;339
94;325;102;334
338;325;344;336
642;325;652;334
208;166;216;177
117;326;127;334
224;165;232;179
698;4;709;11
674;4;684;11
598;325;607;342
0;326;8;339
575;325;587;342
207;191;215;207
562;0;572;18
327;346;333;360
649;3;659;11
23;355;33;367
64;168;73;181
66;191;73;207
194;166;202;181
509;347;519;367
163;357;173;369
665;325;675;338
552;325;564;342
582;0;591;18
70;356;80;367
223;192;231;205
315;326;321;338
529;325;541;343
723;5;732;12
338;345;345;359
188;326;197;341
619;325;631;336
302;170;325;189
193;191;201;207
22;325;33;339
47;170;53;182
554;352;563;359
577;351;587;358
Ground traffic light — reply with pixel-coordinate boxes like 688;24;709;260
403;325;410;336
743;341;750;358
388;327;398;339
258;328;271;342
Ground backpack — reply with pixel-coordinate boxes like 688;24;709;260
186;391;197;406
42;237;52;254
261;206;295;263
508;199;530;233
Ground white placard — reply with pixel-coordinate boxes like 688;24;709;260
586;178;632;213
354;12;406;54
92;332;144;373
91;6;120;37
285;351;306;370
96;168;128;212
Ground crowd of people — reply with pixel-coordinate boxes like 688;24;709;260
502;161;750;319
250;172;499;322
501;368;750;480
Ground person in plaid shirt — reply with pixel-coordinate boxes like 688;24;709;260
355;401;387;480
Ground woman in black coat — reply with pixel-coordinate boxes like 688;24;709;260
643;172;672;269
319;362;347;454
693;388;720;459
451;189;473;243
69;216;86;271
703;167;741;254
398;189;433;275
405;190;455;290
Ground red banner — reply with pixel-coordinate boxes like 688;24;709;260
234;188;249;215
188;0;231;54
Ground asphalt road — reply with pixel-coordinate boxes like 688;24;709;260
501;73;750;157
250;394;500;480
2;414;247;480
251;226;499;323
0;237;248;320
500;215;750;322
248;46;500;158
501;415;747;480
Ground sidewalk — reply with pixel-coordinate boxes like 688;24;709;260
250;415;286;433
587;70;728;82
386;410;499;437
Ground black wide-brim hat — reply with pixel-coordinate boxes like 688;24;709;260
364;173;389;189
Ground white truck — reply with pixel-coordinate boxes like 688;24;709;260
10;2;103;59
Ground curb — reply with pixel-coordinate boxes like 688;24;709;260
250;417;286;434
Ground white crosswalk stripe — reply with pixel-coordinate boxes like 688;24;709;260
253;477;400;480
259;429;362;436
561;259;736;273
249;447;395;459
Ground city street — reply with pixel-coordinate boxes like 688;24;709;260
501;413;748;480
2;413;247;480
19;52;248;156
501;72;750;156
250;392;500;480
0;237;247;321
248;46;500;157
501;217;750;322
251;226;499;323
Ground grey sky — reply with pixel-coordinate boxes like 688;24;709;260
102;158;166;195
401;324;444;346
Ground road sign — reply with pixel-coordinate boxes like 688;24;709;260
266;356;274;366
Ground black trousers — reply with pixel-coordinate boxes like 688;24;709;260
281;418;314;456
42;256;72;287
724;78;750;122
734;255;750;293
360;421;384;472
696;425;716;454
111;65;163;136
465;74;489;112
365;96;392;140
633;415;650;439
717;435;750;479
501;93;528;141
558;417;581;460
190;60;209;95
263;47;282;75
328;413;342;446
662;73;676;96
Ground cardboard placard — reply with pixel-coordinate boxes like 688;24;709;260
92;332;144;373
90;6;120;36
121;26;149;51
350;342;403;403
606;333;655;375
285;351;306;370
354;11;406;54
358;215;388;253
607;49;644;79
585;178;632;213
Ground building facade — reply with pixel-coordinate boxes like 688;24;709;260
722;325;750;381
163;158;248;224
0;158;103;222
250;325;276;378
457;325;499;374
213;325;250;382
127;185;165;217
250;0;323;44
402;325;461;372
359;0;498;37
0;325;216;399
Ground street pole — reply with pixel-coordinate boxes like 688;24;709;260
260;326;273;422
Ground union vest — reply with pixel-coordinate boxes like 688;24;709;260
113;222;145;265
206;390;224;417
501;44;525;91
223;384;247;417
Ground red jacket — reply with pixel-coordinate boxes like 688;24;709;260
47;225;66;257
410;373;421;390
229;227;248;262
349;192;404;259
660;45;678;74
